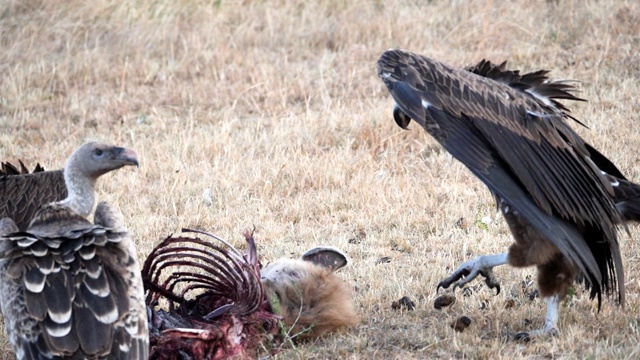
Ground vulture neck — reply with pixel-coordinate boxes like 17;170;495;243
59;162;96;218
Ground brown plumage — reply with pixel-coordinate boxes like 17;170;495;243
465;59;640;224
1;161;45;175
0;165;66;231
377;49;628;338
0;142;148;359
144;229;358;359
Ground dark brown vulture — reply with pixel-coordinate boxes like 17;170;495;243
144;229;358;360
0;142;148;359
377;49;639;339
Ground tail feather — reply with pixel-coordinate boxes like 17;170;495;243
0;161;45;175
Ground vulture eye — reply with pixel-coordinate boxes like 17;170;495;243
94;149;103;156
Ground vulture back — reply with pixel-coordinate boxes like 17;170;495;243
0;163;66;230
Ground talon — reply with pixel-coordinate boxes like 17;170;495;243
436;254;507;294
479;268;501;295
436;268;470;292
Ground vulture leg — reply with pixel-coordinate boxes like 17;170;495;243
515;295;560;341
437;253;507;294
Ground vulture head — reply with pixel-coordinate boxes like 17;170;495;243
65;141;139;180
60;142;139;217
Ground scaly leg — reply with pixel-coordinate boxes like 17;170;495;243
437;253;508;294
515;295;560;341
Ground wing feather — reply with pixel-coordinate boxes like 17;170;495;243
0;204;148;359
0;170;67;230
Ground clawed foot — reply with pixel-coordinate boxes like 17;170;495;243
437;253;508;294
514;326;559;342
514;295;560;342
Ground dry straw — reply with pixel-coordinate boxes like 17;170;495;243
1;0;639;358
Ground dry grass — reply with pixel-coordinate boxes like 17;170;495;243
1;0;640;358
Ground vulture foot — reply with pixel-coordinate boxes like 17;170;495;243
514;295;560;342
437;253;508;294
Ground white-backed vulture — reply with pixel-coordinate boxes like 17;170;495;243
0;142;148;358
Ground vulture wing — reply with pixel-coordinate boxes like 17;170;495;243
465;58;640;223
0;166;66;231
377;49;624;305
0;202;148;359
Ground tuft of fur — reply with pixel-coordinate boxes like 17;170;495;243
262;258;359;341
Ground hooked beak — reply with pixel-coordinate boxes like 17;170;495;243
393;105;412;130
113;147;140;167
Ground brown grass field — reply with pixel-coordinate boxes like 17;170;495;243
2;0;640;358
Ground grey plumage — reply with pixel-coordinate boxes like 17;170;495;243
0;166;66;231
0;142;148;359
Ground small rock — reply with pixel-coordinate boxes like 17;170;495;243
434;294;456;310
375;256;391;265
455;217;468;229
504;299;516;309
480;216;493;225
392;296;416;311
451;316;472;332
203;188;213;206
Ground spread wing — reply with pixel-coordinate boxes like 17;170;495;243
377;49;624;304
0;203;148;359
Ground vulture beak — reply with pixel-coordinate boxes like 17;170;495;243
393;105;412;130
113;147;140;167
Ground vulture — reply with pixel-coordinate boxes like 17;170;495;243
0;142;148;359
144;229;358;360
377;49;640;339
